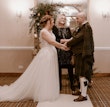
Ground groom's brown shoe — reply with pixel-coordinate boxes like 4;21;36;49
74;95;87;102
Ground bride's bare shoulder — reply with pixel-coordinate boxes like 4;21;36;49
40;29;50;38
41;29;50;35
40;29;47;34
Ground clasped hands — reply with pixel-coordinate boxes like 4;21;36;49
60;39;70;51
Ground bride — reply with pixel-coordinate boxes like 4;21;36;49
0;15;68;102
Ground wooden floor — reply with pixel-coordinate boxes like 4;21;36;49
88;76;110;107
0;74;110;107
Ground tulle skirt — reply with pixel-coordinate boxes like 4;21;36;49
0;46;59;102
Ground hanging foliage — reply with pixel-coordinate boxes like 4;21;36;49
29;3;57;34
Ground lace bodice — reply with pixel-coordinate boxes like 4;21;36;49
39;29;56;48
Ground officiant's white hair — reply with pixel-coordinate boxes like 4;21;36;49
55;13;67;28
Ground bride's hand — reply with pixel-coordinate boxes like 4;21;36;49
60;38;72;44
60;39;66;44
60;44;70;51
64;42;70;51
64;47;70;51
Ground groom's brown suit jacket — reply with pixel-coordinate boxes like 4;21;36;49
67;22;94;58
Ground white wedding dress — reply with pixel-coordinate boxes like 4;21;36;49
0;29;59;102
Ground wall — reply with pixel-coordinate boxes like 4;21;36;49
88;0;110;73
88;0;110;47
0;0;110;73
0;0;34;73
94;49;110;73
0;49;33;73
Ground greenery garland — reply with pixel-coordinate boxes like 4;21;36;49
29;3;57;34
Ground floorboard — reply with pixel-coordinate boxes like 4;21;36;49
0;74;110;107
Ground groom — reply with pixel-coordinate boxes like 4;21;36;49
67;12;94;102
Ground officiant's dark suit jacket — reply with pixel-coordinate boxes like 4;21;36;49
67;22;94;82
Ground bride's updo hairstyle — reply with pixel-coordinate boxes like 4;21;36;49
40;15;52;28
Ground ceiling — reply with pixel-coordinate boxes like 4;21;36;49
37;0;88;5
